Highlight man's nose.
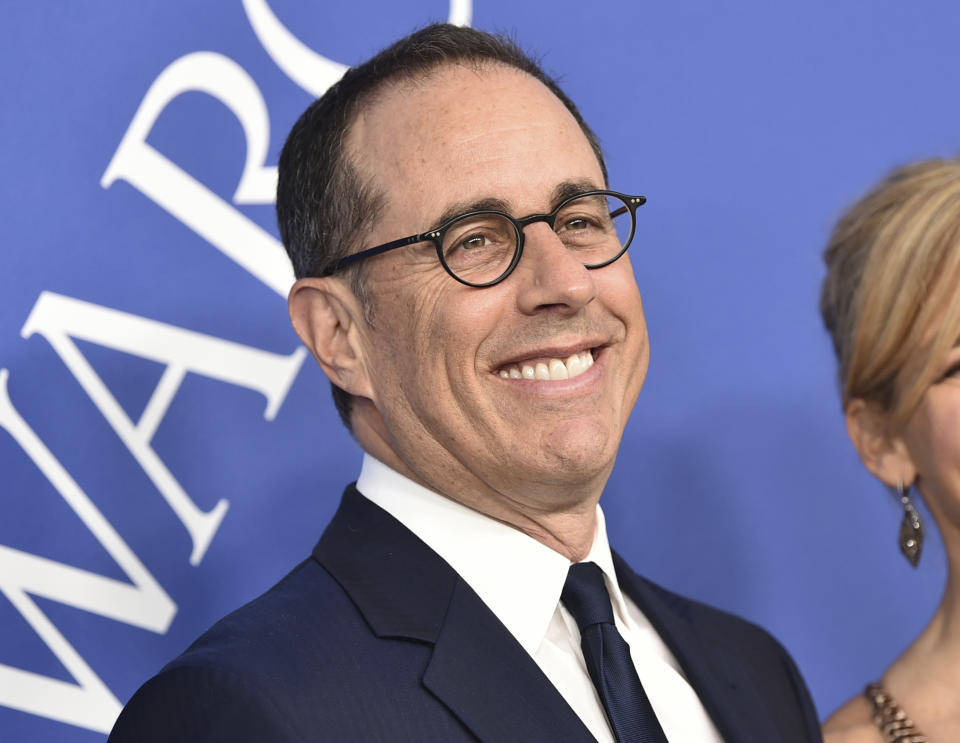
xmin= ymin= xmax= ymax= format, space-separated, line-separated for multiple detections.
xmin=513 ymin=222 xmax=598 ymax=315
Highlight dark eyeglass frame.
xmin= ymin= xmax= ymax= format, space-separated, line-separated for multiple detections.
xmin=326 ymin=189 xmax=647 ymax=288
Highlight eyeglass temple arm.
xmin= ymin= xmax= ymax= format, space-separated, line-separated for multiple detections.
xmin=333 ymin=232 xmax=430 ymax=271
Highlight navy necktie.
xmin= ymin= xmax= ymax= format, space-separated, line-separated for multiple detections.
xmin=561 ymin=562 xmax=669 ymax=743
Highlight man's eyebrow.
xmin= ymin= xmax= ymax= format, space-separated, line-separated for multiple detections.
xmin=551 ymin=179 xmax=602 ymax=204
xmin=428 ymin=179 xmax=604 ymax=231
xmin=431 ymin=197 xmax=512 ymax=230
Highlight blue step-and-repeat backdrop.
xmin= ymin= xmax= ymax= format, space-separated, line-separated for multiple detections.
xmin=2 ymin=2 xmax=957 ymax=740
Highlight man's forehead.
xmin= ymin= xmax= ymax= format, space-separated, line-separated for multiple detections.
xmin=366 ymin=60 xmax=529 ymax=112
xmin=347 ymin=63 xmax=567 ymax=162
xmin=355 ymin=68 xmax=592 ymax=164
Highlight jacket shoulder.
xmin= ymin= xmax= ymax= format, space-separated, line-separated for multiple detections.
xmin=108 ymin=662 xmax=304 ymax=743
xmin=109 ymin=556 xmax=466 ymax=742
xmin=171 ymin=557 xmax=369 ymax=673
xmin=109 ymin=558 xmax=354 ymax=742
xmin=615 ymin=556 xmax=823 ymax=743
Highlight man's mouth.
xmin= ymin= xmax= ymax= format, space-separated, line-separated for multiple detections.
xmin=495 ymin=350 xmax=595 ymax=381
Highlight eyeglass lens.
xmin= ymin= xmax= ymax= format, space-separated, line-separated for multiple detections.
xmin=440 ymin=193 xmax=634 ymax=286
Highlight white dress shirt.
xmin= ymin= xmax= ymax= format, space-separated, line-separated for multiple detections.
xmin=357 ymin=455 xmax=724 ymax=742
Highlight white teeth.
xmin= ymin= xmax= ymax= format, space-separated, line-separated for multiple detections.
xmin=497 ymin=350 xmax=595 ymax=381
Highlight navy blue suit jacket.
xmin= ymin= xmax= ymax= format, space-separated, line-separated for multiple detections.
xmin=109 ymin=486 xmax=822 ymax=742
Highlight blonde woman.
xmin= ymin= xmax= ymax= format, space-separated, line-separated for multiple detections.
xmin=820 ymin=158 xmax=960 ymax=742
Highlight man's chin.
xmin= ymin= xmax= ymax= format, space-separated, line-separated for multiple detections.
xmin=540 ymin=420 xmax=617 ymax=467
xmin=504 ymin=434 xmax=618 ymax=498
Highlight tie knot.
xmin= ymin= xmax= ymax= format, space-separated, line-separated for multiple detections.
xmin=561 ymin=561 xmax=616 ymax=631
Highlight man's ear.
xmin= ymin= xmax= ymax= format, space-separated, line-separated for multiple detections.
xmin=845 ymin=398 xmax=916 ymax=486
xmin=288 ymin=277 xmax=374 ymax=400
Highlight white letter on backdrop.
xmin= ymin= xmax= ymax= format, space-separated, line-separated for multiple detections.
xmin=242 ymin=0 xmax=472 ymax=98
xmin=0 ymin=369 xmax=176 ymax=734
xmin=101 ymin=51 xmax=291 ymax=295
xmin=21 ymin=292 xmax=306 ymax=565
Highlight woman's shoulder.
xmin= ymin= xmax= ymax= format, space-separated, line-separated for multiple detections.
xmin=822 ymin=694 xmax=885 ymax=743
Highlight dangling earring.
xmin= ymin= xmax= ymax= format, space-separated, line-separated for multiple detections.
xmin=895 ymin=479 xmax=923 ymax=567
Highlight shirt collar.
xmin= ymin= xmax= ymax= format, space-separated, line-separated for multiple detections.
xmin=356 ymin=454 xmax=628 ymax=656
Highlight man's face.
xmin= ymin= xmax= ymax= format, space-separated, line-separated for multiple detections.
xmin=347 ymin=64 xmax=649 ymax=510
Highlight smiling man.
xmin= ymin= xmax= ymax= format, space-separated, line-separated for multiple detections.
xmin=109 ymin=24 xmax=820 ymax=743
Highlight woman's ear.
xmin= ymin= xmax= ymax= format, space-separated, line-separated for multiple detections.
xmin=288 ymin=277 xmax=374 ymax=400
xmin=845 ymin=398 xmax=917 ymax=486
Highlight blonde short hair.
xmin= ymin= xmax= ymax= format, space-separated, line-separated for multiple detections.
xmin=821 ymin=157 xmax=960 ymax=430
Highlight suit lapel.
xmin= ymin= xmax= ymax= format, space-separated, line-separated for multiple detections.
xmin=314 ymin=485 xmax=454 ymax=642
xmin=423 ymin=580 xmax=594 ymax=743
xmin=614 ymin=554 xmax=786 ymax=743
xmin=315 ymin=486 xmax=594 ymax=743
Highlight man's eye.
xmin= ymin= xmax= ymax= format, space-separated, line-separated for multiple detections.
xmin=560 ymin=218 xmax=590 ymax=232
xmin=458 ymin=234 xmax=488 ymax=250
xmin=445 ymin=232 xmax=492 ymax=258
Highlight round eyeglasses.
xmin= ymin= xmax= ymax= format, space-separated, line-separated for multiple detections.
xmin=327 ymin=189 xmax=646 ymax=288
